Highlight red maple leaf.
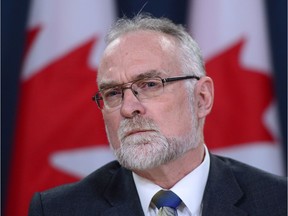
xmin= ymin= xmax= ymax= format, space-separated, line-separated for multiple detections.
xmin=6 ymin=29 xmax=107 ymax=216
xmin=204 ymin=39 xmax=275 ymax=149
xmin=22 ymin=26 xmax=41 ymax=59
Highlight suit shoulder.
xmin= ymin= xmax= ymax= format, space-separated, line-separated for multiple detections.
xmin=29 ymin=161 xmax=130 ymax=215
xmin=40 ymin=160 xmax=122 ymax=199
xmin=204 ymin=154 xmax=287 ymax=215
xmin=212 ymin=154 xmax=287 ymax=188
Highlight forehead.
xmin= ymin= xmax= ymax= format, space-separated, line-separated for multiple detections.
xmin=107 ymin=30 xmax=176 ymax=53
xmin=97 ymin=30 xmax=181 ymax=86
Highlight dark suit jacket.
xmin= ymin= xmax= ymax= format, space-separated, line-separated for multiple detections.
xmin=29 ymin=154 xmax=287 ymax=216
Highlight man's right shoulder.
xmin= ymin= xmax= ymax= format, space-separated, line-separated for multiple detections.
xmin=42 ymin=160 xmax=122 ymax=196
xmin=28 ymin=160 xmax=135 ymax=215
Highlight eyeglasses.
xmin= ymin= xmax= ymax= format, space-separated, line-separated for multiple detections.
xmin=92 ymin=75 xmax=200 ymax=110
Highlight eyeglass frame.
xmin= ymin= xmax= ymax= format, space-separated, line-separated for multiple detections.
xmin=92 ymin=75 xmax=200 ymax=110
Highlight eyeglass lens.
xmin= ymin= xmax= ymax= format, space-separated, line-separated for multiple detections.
xmin=97 ymin=77 xmax=164 ymax=109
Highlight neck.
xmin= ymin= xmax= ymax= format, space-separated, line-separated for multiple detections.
xmin=133 ymin=144 xmax=205 ymax=189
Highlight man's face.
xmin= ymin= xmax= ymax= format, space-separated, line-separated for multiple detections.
xmin=97 ymin=31 xmax=199 ymax=170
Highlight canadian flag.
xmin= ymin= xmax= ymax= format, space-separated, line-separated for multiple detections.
xmin=6 ymin=0 xmax=116 ymax=215
xmin=189 ymin=0 xmax=283 ymax=175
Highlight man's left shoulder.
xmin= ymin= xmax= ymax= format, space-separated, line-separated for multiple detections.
xmin=204 ymin=154 xmax=287 ymax=215
xmin=211 ymin=154 xmax=287 ymax=189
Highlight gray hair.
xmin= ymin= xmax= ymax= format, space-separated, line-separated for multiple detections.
xmin=105 ymin=14 xmax=206 ymax=78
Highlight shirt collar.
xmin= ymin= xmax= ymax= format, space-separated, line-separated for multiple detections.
xmin=133 ymin=145 xmax=210 ymax=215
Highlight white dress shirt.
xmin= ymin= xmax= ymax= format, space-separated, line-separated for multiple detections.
xmin=132 ymin=145 xmax=210 ymax=216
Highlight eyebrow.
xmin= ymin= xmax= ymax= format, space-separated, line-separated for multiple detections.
xmin=98 ymin=70 xmax=164 ymax=90
xmin=99 ymin=81 xmax=120 ymax=91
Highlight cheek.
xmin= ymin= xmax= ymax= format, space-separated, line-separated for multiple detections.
xmin=147 ymin=98 xmax=193 ymax=137
xmin=169 ymin=106 xmax=193 ymax=134
xmin=103 ymin=113 xmax=121 ymax=149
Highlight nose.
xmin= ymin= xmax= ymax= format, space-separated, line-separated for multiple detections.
xmin=120 ymin=88 xmax=146 ymax=118
xmin=121 ymin=86 xmax=138 ymax=99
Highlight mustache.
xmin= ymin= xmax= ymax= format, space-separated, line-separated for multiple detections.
xmin=118 ymin=116 xmax=160 ymax=141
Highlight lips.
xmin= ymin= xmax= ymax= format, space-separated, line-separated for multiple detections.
xmin=122 ymin=129 xmax=156 ymax=140
xmin=118 ymin=116 xmax=160 ymax=142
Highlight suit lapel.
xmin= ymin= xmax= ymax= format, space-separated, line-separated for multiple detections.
xmin=202 ymin=154 xmax=248 ymax=216
xmin=101 ymin=166 xmax=145 ymax=216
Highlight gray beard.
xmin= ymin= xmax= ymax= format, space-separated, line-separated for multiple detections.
xmin=108 ymin=115 xmax=199 ymax=170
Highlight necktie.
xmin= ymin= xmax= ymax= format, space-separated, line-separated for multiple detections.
xmin=152 ymin=190 xmax=182 ymax=216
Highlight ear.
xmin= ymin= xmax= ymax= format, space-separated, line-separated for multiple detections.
xmin=194 ymin=76 xmax=214 ymax=118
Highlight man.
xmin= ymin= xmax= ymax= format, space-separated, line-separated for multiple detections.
xmin=29 ymin=14 xmax=287 ymax=216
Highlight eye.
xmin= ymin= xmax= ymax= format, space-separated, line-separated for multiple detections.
xmin=136 ymin=79 xmax=162 ymax=90
xmin=147 ymin=81 xmax=157 ymax=87
xmin=103 ymin=88 xmax=122 ymax=99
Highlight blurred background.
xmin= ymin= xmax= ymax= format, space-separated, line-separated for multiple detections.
xmin=2 ymin=0 xmax=287 ymax=215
